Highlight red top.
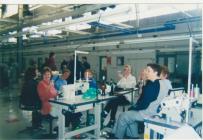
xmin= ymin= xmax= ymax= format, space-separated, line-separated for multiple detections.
xmin=37 ymin=80 xmax=57 ymax=115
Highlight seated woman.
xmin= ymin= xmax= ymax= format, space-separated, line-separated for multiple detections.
xmin=112 ymin=63 xmax=172 ymax=139
xmin=52 ymin=68 xmax=71 ymax=94
xmin=52 ymin=68 xmax=81 ymax=130
xmin=84 ymin=69 xmax=97 ymax=89
xmin=37 ymin=67 xmax=58 ymax=117
xmin=102 ymin=65 xmax=136 ymax=127
xmin=20 ymin=66 xmax=42 ymax=128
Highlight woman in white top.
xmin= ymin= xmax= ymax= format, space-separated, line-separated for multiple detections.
xmin=102 ymin=65 xmax=136 ymax=126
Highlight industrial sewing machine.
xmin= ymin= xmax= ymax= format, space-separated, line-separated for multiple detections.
xmin=158 ymin=88 xmax=199 ymax=123
xmin=158 ymin=88 xmax=189 ymax=122
xmin=144 ymin=88 xmax=202 ymax=139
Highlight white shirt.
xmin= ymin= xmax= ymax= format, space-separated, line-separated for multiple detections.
xmin=117 ymin=74 xmax=136 ymax=102
xmin=117 ymin=74 xmax=136 ymax=89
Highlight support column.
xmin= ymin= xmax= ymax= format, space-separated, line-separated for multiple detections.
xmin=16 ymin=4 xmax=23 ymax=75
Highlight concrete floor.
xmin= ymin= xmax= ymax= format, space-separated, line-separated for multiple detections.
xmin=0 ymin=85 xmax=51 ymax=140
xmin=0 ymin=83 xmax=144 ymax=140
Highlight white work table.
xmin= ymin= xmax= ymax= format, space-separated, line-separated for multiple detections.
xmin=49 ymin=88 xmax=137 ymax=139
xmin=144 ymin=116 xmax=184 ymax=139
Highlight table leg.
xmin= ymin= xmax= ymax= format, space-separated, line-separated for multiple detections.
xmin=58 ymin=106 xmax=65 ymax=139
xmin=94 ymin=103 xmax=101 ymax=138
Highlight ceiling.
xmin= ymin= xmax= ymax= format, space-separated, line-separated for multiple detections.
xmin=0 ymin=4 xmax=202 ymax=52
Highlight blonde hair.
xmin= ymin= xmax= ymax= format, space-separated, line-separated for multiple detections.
xmin=124 ymin=64 xmax=132 ymax=73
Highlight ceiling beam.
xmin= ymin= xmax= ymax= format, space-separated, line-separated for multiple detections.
xmin=0 ymin=18 xmax=18 ymax=23
xmin=37 ymin=5 xmax=129 ymax=31
xmin=0 ymin=4 xmax=113 ymax=34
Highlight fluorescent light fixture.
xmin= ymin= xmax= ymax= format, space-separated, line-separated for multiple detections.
xmin=29 ymin=5 xmax=42 ymax=11
xmin=67 ymin=23 xmax=91 ymax=31
xmin=46 ymin=30 xmax=62 ymax=36
xmin=8 ymin=37 xmax=17 ymax=43
xmin=75 ymin=50 xmax=89 ymax=54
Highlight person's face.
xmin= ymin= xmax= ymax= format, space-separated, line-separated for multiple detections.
xmin=123 ymin=66 xmax=130 ymax=75
xmin=140 ymin=69 xmax=147 ymax=80
xmin=146 ymin=66 xmax=157 ymax=81
xmin=160 ymin=72 xmax=167 ymax=80
xmin=43 ymin=71 xmax=51 ymax=82
xmin=63 ymin=72 xmax=70 ymax=80
xmin=84 ymin=72 xmax=92 ymax=79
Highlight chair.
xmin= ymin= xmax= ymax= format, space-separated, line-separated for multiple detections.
xmin=41 ymin=114 xmax=58 ymax=135
xmin=18 ymin=102 xmax=43 ymax=134
xmin=19 ymin=95 xmax=57 ymax=138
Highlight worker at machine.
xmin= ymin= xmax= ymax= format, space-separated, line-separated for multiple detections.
xmin=102 ymin=64 xmax=136 ymax=127
xmin=111 ymin=63 xmax=171 ymax=139
xmin=84 ymin=69 xmax=97 ymax=89
xmin=52 ymin=68 xmax=71 ymax=94
xmin=52 ymin=68 xmax=82 ymax=130
xmin=37 ymin=67 xmax=58 ymax=116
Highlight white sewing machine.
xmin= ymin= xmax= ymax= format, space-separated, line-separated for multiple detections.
xmin=75 ymin=80 xmax=89 ymax=93
xmin=158 ymin=93 xmax=191 ymax=122
xmin=61 ymin=81 xmax=89 ymax=100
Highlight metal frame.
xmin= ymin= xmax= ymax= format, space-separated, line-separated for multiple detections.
xmin=49 ymin=89 xmax=137 ymax=139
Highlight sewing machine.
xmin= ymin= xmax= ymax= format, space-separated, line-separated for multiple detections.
xmin=158 ymin=88 xmax=199 ymax=123
xmin=144 ymin=90 xmax=202 ymax=139
xmin=158 ymin=93 xmax=191 ymax=122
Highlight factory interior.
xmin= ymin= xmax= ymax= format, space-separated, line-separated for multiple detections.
xmin=0 ymin=2 xmax=202 ymax=140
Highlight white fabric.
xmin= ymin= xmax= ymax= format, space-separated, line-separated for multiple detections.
xmin=117 ymin=74 xmax=136 ymax=89
xmin=117 ymin=74 xmax=136 ymax=101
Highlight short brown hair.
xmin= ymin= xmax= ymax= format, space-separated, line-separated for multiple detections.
xmin=42 ymin=66 xmax=52 ymax=75
xmin=161 ymin=65 xmax=169 ymax=78
xmin=62 ymin=68 xmax=71 ymax=74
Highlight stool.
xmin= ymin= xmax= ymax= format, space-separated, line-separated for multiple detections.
xmin=41 ymin=114 xmax=58 ymax=135
xmin=18 ymin=105 xmax=42 ymax=134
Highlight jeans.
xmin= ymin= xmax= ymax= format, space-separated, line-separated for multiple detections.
xmin=112 ymin=110 xmax=144 ymax=138
xmin=104 ymin=95 xmax=130 ymax=121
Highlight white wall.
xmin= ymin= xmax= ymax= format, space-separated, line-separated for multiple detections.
xmin=107 ymin=51 xmax=156 ymax=82
xmin=85 ymin=51 xmax=156 ymax=82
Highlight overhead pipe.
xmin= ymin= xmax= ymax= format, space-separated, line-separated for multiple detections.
xmin=1 ymin=33 xmax=201 ymax=54
xmin=68 ymin=16 xmax=200 ymax=43
xmin=69 ymin=23 xmax=176 ymax=42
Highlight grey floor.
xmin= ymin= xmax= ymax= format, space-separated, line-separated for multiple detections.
xmin=0 ymin=83 xmax=143 ymax=140
xmin=0 ymin=84 xmax=50 ymax=140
